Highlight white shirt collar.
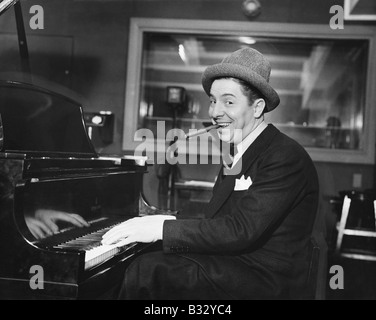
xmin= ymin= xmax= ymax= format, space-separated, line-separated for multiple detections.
xmin=231 ymin=121 xmax=268 ymax=167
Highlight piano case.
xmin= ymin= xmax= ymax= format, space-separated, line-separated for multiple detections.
xmin=0 ymin=80 xmax=158 ymax=299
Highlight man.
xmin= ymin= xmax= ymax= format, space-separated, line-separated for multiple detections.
xmin=102 ymin=48 xmax=319 ymax=299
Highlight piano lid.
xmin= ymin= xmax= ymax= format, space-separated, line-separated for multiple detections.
xmin=0 ymin=80 xmax=97 ymax=158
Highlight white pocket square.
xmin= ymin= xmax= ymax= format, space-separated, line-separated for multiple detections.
xmin=234 ymin=175 xmax=253 ymax=191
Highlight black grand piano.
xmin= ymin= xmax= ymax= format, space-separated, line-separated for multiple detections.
xmin=0 ymin=0 xmax=174 ymax=299
xmin=0 ymin=80 xmax=170 ymax=299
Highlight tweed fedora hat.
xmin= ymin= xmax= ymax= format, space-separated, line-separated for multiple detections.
xmin=202 ymin=47 xmax=280 ymax=112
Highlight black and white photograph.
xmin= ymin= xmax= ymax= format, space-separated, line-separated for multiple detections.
xmin=0 ymin=0 xmax=375 ymax=305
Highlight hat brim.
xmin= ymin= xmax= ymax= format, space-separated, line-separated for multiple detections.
xmin=202 ymin=63 xmax=280 ymax=112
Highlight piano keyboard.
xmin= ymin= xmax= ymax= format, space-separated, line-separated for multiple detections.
xmin=85 ymin=242 xmax=137 ymax=270
xmin=54 ymin=222 xmax=136 ymax=270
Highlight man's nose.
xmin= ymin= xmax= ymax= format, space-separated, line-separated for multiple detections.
xmin=210 ymin=102 xmax=224 ymax=119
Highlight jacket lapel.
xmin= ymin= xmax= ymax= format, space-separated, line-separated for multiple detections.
xmin=205 ymin=124 xmax=279 ymax=218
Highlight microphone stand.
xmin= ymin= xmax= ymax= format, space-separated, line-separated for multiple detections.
xmin=166 ymin=107 xmax=179 ymax=210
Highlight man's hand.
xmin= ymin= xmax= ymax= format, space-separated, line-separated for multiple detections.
xmin=25 ymin=216 xmax=54 ymax=239
xmin=25 ymin=209 xmax=90 ymax=239
xmin=101 ymin=215 xmax=176 ymax=247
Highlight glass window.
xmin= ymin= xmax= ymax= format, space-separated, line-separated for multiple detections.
xmin=139 ymin=33 xmax=368 ymax=151
xmin=123 ymin=19 xmax=376 ymax=164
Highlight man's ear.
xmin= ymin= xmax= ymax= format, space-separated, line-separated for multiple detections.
xmin=253 ymin=99 xmax=266 ymax=118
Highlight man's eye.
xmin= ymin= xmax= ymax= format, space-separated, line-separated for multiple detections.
xmin=225 ymin=101 xmax=234 ymax=105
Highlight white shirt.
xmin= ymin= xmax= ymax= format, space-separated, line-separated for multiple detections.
xmin=231 ymin=121 xmax=268 ymax=168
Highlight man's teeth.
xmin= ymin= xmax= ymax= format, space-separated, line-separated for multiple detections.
xmin=218 ymin=123 xmax=230 ymax=128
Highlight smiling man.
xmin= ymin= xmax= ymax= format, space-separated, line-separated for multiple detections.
xmin=209 ymin=77 xmax=265 ymax=145
xmin=102 ymin=48 xmax=319 ymax=300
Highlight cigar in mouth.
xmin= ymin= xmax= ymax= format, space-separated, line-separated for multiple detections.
xmin=185 ymin=123 xmax=229 ymax=140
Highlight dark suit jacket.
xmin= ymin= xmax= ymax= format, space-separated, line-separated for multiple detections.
xmin=163 ymin=124 xmax=319 ymax=299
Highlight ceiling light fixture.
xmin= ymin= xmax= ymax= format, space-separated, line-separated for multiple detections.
xmin=242 ymin=0 xmax=262 ymax=18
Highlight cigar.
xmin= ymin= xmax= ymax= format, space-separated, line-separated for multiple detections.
xmin=185 ymin=124 xmax=221 ymax=140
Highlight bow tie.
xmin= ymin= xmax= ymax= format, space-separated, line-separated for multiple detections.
xmin=230 ymin=143 xmax=236 ymax=158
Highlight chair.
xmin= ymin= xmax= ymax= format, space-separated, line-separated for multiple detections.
xmin=335 ymin=190 xmax=376 ymax=261
xmin=289 ymin=236 xmax=326 ymax=300
xmin=303 ymin=237 xmax=326 ymax=300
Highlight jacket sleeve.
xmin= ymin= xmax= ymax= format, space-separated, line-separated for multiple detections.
xmin=162 ymin=144 xmax=315 ymax=254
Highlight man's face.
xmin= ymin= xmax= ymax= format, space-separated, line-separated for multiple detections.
xmin=208 ymin=78 xmax=258 ymax=145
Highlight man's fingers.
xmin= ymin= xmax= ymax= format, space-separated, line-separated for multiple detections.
xmin=102 ymin=219 xmax=140 ymax=240
xmin=102 ymin=225 xmax=131 ymax=243
xmin=102 ymin=226 xmax=136 ymax=245
xmin=27 ymin=218 xmax=54 ymax=239
xmin=53 ymin=212 xmax=90 ymax=227
xmin=35 ymin=219 xmax=55 ymax=235
xmin=114 ymin=237 xmax=134 ymax=248
xmin=42 ymin=219 xmax=59 ymax=234
xmin=101 ymin=215 xmax=175 ymax=245
xmin=69 ymin=214 xmax=90 ymax=227
xmin=29 ymin=225 xmax=45 ymax=240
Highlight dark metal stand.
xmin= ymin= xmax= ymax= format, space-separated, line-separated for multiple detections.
xmin=166 ymin=108 xmax=179 ymax=209
xmin=13 ymin=1 xmax=32 ymax=82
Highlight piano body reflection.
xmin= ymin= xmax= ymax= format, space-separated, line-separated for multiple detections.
xmin=0 ymin=80 xmax=167 ymax=299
